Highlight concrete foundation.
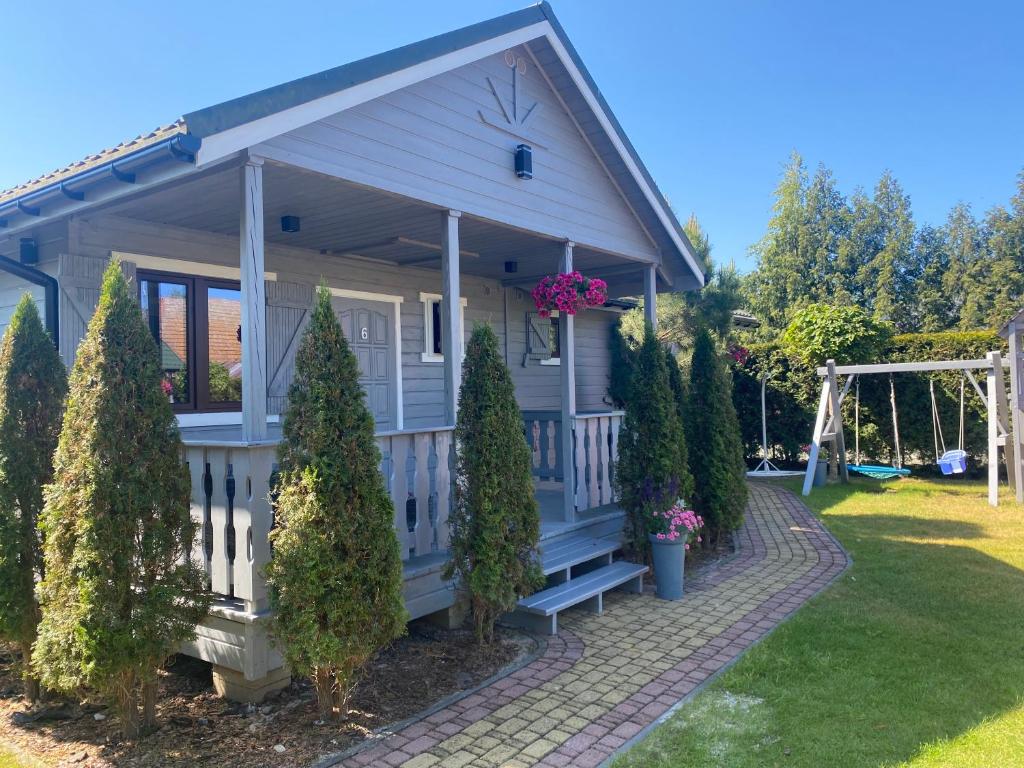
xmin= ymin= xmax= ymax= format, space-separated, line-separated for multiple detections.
xmin=212 ymin=664 xmax=291 ymax=703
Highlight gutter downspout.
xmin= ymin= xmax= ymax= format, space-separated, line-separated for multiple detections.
xmin=0 ymin=254 xmax=58 ymax=347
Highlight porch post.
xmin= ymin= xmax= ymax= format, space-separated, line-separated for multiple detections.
xmin=441 ymin=210 xmax=463 ymax=426
xmin=560 ymin=241 xmax=577 ymax=522
xmin=644 ymin=265 xmax=658 ymax=329
xmin=240 ymin=157 xmax=267 ymax=442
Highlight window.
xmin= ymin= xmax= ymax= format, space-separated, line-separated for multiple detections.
xmin=139 ymin=270 xmax=243 ymax=412
xmin=419 ymin=292 xmax=467 ymax=363
xmin=540 ymin=314 xmax=562 ymax=366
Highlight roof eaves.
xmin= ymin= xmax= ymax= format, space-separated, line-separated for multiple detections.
xmin=183 ymin=5 xmax=548 ymax=138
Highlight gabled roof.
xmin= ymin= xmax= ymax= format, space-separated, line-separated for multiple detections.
xmin=1 ymin=3 xmax=703 ymax=287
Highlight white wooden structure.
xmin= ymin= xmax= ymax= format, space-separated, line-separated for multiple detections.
xmin=803 ymin=356 xmax=1015 ymax=507
xmin=999 ymin=311 xmax=1024 ymax=503
xmin=0 ymin=5 xmax=703 ymax=701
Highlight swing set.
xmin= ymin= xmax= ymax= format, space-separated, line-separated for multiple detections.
xmin=802 ymin=353 xmax=1016 ymax=506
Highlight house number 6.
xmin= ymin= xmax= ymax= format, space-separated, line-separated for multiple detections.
xmin=360 ymin=327 xmax=369 ymax=340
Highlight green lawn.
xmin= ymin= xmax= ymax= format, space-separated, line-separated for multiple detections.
xmin=613 ymin=477 xmax=1024 ymax=768
xmin=0 ymin=748 xmax=33 ymax=768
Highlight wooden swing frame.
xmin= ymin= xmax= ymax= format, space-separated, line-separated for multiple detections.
xmin=802 ymin=353 xmax=1015 ymax=507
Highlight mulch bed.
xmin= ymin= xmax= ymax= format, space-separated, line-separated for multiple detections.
xmin=0 ymin=622 xmax=531 ymax=768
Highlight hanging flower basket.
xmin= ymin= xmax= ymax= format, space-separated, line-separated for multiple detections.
xmin=531 ymin=272 xmax=608 ymax=318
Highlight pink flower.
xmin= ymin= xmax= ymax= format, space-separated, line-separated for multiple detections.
xmin=656 ymin=533 xmax=665 ymax=540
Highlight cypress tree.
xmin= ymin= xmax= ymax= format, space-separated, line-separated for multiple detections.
xmin=686 ymin=327 xmax=748 ymax=546
xmin=0 ymin=295 xmax=66 ymax=702
xmin=444 ymin=324 xmax=543 ymax=644
xmin=615 ymin=322 xmax=693 ymax=559
xmin=265 ymin=285 xmax=405 ymax=719
xmin=33 ymin=263 xmax=208 ymax=737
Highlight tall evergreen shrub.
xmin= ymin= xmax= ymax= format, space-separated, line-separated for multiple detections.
xmin=444 ymin=324 xmax=543 ymax=643
xmin=616 ymin=322 xmax=693 ymax=559
xmin=265 ymin=285 xmax=405 ymax=719
xmin=687 ymin=327 xmax=748 ymax=546
xmin=0 ymin=295 xmax=66 ymax=701
xmin=33 ymin=263 xmax=208 ymax=736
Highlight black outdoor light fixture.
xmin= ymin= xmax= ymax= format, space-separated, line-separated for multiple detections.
xmin=505 ymin=260 xmax=518 ymax=273
xmin=280 ymin=215 xmax=301 ymax=233
xmin=19 ymin=237 xmax=38 ymax=266
xmin=514 ymin=144 xmax=533 ymax=179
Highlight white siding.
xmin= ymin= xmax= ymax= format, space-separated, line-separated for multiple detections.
xmin=256 ymin=45 xmax=658 ymax=262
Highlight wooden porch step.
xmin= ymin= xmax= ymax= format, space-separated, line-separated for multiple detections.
xmin=540 ymin=535 xmax=619 ymax=576
xmin=505 ymin=561 xmax=648 ymax=636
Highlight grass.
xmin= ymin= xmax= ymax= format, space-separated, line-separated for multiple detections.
xmin=0 ymin=748 xmax=34 ymax=768
xmin=613 ymin=477 xmax=1024 ymax=768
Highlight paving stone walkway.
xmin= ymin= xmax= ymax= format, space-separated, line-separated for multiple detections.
xmin=334 ymin=482 xmax=848 ymax=768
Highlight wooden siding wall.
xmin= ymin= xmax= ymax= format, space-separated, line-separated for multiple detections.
xmin=255 ymin=45 xmax=659 ymax=262
xmin=63 ymin=215 xmax=617 ymax=423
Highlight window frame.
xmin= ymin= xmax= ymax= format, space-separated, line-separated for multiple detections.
xmin=419 ymin=292 xmax=468 ymax=363
xmin=137 ymin=268 xmax=243 ymax=414
xmin=539 ymin=312 xmax=562 ymax=366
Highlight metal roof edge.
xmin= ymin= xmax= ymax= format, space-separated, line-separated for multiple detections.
xmin=183 ymin=5 xmax=548 ymax=138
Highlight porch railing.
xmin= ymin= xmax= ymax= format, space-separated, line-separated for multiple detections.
xmin=523 ymin=410 xmax=564 ymax=481
xmin=375 ymin=426 xmax=455 ymax=561
xmin=573 ymin=411 xmax=624 ymax=512
xmin=183 ymin=440 xmax=277 ymax=610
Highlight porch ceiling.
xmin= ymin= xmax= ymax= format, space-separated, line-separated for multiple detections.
xmin=105 ymin=160 xmax=650 ymax=291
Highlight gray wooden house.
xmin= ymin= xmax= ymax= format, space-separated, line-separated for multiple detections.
xmin=0 ymin=3 xmax=703 ymax=701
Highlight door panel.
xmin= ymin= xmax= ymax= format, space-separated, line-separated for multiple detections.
xmin=332 ymin=297 xmax=396 ymax=431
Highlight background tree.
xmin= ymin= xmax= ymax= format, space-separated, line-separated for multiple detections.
xmin=265 ymin=285 xmax=405 ymax=719
xmin=445 ymin=324 xmax=544 ymax=643
xmin=33 ymin=263 xmax=208 ymax=737
xmin=616 ymin=322 xmax=693 ymax=558
xmin=686 ymin=327 xmax=748 ymax=546
xmin=0 ymin=295 xmax=66 ymax=702
xmin=781 ymin=303 xmax=893 ymax=369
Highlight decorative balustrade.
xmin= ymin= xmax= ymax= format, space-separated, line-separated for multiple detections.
xmin=182 ymin=440 xmax=277 ymax=611
xmin=573 ymin=411 xmax=624 ymax=512
xmin=375 ymin=426 xmax=455 ymax=561
xmin=523 ymin=410 xmax=563 ymax=481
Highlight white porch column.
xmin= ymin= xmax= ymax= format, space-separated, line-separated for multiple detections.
xmin=240 ymin=157 xmax=267 ymax=442
xmin=441 ymin=210 xmax=463 ymax=426
xmin=560 ymin=241 xmax=577 ymax=522
xmin=644 ymin=265 xmax=658 ymax=330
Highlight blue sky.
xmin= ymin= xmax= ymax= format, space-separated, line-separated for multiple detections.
xmin=1 ymin=1 xmax=1021 ymax=272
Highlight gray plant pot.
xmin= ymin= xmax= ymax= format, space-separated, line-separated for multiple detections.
xmin=648 ymin=533 xmax=686 ymax=600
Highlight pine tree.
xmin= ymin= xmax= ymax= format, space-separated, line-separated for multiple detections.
xmin=265 ymin=285 xmax=406 ymax=719
xmin=615 ymin=323 xmax=693 ymax=559
xmin=686 ymin=327 xmax=748 ymax=546
xmin=0 ymin=295 xmax=66 ymax=702
xmin=33 ymin=262 xmax=208 ymax=736
xmin=444 ymin=324 xmax=543 ymax=644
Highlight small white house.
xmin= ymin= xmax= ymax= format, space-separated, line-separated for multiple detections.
xmin=0 ymin=3 xmax=703 ymax=700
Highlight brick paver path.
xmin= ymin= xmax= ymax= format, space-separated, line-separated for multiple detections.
xmin=333 ymin=483 xmax=848 ymax=768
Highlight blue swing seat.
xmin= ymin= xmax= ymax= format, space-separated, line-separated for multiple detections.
xmin=938 ymin=450 xmax=968 ymax=475
xmin=848 ymin=464 xmax=912 ymax=480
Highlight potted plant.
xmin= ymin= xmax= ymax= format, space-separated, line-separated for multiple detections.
xmin=531 ymin=271 xmax=608 ymax=318
xmin=648 ymin=500 xmax=704 ymax=600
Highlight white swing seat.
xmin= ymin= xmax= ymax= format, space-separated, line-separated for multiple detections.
xmin=938 ymin=450 xmax=968 ymax=475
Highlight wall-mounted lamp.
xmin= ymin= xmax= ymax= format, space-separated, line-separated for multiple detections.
xmin=504 ymin=260 xmax=518 ymax=273
xmin=281 ymin=215 xmax=301 ymax=233
xmin=19 ymin=237 xmax=38 ymax=265
xmin=514 ymin=144 xmax=533 ymax=180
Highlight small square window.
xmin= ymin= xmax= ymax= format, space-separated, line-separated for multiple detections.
xmin=420 ymin=293 xmax=467 ymax=363
xmin=548 ymin=317 xmax=560 ymax=359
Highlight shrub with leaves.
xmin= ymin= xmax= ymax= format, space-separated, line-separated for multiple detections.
xmin=444 ymin=324 xmax=543 ymax=643
xmin=781 ymin=303 xmax=893 ymax=368
xmin=33 ymin=263 xmax=208 ymax=736
xmin=615 ymin=322 xmax=693 ymax=559
xmin=686 ymin=327 xmax=748 ymax=546
xmin=265 ymin=285 xmax=405 ymax=719
xmin=0 ymin=295 xmax=66 ymax=701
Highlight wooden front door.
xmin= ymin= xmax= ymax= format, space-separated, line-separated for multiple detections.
xmin=332 ymin=297 xmax=396 ymax=431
